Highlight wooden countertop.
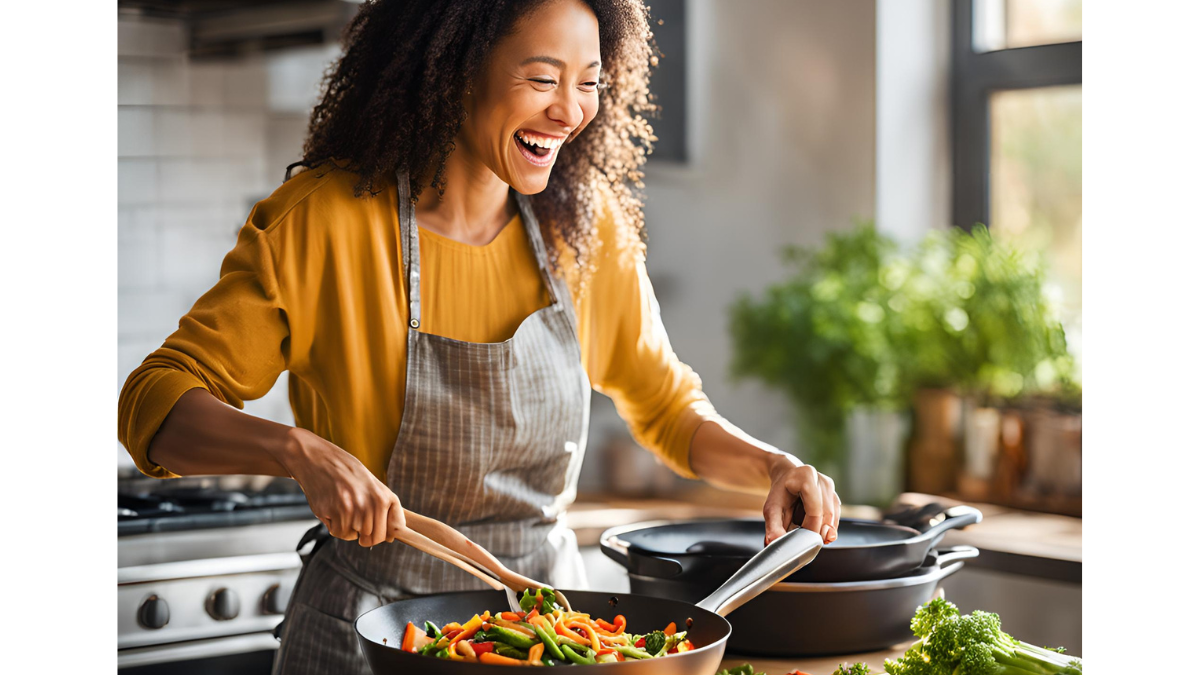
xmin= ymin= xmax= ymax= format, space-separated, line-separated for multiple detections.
xmin=718 ymin=644 xmax=909 ymax=674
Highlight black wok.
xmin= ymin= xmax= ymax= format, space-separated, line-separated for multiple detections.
xmin=603 ymin=504 xmax=982 ymax=583
xmin=356 ymin=526 xmax=823 ymax=673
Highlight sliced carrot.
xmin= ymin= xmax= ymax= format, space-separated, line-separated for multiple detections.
xmin=401 ymin=622 xmax=421 ymax=652
xmin=528 ymin=642 xmax=545 ymax=664
xmin=554 ymin=619 xmax=589 ymax=645
xmin=479 ymin=652 xmax=525 ymax=666
xmin=568 ymin=620 xmax=603 ymax=652
xmin=664 ymin=621 xmax=677 ymax=636
xmin=499 ymin=611 xmax=523 ymax=622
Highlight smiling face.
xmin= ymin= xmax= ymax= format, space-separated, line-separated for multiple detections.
xmin=457 ymin=0 xmax=602 ymax=195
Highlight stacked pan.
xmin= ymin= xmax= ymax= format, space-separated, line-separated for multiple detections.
xmin=600 ymin=504 xmax=982 ymax=656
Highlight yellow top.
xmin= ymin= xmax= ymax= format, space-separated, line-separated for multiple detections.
xmin=118 ymin=166 xmax=721 ymax=481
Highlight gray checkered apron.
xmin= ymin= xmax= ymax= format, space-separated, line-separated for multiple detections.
xmin=271 ymin=170 xmax=591 ymax=674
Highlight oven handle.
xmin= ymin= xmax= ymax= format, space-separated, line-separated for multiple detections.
xmin=118 ymin=632 xmax=279 ymax=669
xmin=118 ymin=552 xmax=301 ymax=585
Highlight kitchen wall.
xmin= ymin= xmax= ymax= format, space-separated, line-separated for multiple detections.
xmin=583 ymin=0 xmax=880 ymax=490
xmin=116 ymin=13 xmax=335 ymax=470
xmin=116 ymin=1 xmax=886 ymax=483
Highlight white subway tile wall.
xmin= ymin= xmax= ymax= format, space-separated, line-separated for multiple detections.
xmin=117 ymin=15 xmax=338 ymax=468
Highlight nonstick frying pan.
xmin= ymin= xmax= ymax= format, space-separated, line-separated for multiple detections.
xmin=602 ymin=504 xmax=982 ymax=583
xmin=356 ymin=526 xmax=823 ymax=673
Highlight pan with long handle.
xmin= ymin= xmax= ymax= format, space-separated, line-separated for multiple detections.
xmin=355 ymin=526 xmax=823 ymax=673
xmin=602 ymin=504 xmax=982 ymax=584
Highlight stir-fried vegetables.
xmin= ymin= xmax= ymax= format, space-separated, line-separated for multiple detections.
xmin=396 ymin=587 xmax=695 ymax=665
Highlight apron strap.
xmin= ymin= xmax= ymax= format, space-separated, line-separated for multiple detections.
xmin=512 ymin=190 xmax=561 ymax=308
xmin=396 ymin=170 xmax=422 ymax=329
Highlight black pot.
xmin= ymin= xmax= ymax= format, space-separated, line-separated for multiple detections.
xmin=604 ymin=505 xmax=981 ymax=583
xmin=622 ymin=545 xmax=978 ymax=657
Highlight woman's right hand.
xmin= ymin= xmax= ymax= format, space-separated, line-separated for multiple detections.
xmin=277 ymin=427 xmax=406 ymax=547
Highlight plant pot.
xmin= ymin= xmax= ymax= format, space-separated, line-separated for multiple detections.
xmin=962 ymin=400 xmax=1002 ymax=480
xmin=841 ymin=407 xmax=910 ymax=507
xmin=906 ymin=388 xmax=962 ymax=494
xmin=1023 ymin=405 xmax=1083 ymax=497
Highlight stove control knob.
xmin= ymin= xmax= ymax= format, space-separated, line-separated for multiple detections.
xmin=206 ymin=588 xmax=241 ymax=621
xmin=262 ymin=583 xmax=292 ymax=615
xmin=138 ymin=595 xmax=170 ymax=630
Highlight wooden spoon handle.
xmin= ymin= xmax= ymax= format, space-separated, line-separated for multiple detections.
xmin=402 ymin=510 xmax=533 ymax=590
xmin=390 ymin=526 xmax=504 ymax=592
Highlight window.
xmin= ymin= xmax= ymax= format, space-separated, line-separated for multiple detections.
xmin=952 ymin=0 xmax=1082 ymax=361
xmin=644 ymin=0 xmax=687 ymax=164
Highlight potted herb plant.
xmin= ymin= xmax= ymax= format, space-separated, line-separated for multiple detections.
xmin=728 ymin=222 xmax=917 ymax=505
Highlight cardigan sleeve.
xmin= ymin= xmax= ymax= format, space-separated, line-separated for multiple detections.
xmin=574 ymin=194 xmax=724 ymax=480
xmin=117 ymin=213 xmax=290 ymax=479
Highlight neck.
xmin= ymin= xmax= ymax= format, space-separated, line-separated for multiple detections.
xmin=412 ymin=144 xmax=517 ymax=246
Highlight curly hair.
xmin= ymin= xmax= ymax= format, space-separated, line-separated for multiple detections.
xmin=295 ymin=0 xmax=662 ymax=275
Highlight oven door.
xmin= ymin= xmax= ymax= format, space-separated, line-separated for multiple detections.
xmin=119 ymin=633 xmax=278 ymax=674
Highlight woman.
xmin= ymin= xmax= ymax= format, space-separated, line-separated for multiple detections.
xmin=117 ymin=0 xmax=840 ymax=672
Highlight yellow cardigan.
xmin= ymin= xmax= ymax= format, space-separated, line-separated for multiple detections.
xmin=118 ymin=166 xmax=721 ymax=481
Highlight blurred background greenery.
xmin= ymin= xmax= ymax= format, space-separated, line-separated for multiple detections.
xmin=729 ymin=223 xmax=1079 ymax=507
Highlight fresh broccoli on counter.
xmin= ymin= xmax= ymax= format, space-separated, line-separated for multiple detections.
xmin=884 ymin=598 xmax=1083 ymax=675
xmin=833 ymin=664 xmax=873 ymax=675
xmin=715 ymin=666 xmax=765 ymax=675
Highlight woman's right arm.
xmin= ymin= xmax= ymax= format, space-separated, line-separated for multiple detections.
xmin=149 ymin=389 xmax=404 ymax=547
xmin=119 ymin=194 xmax=402 ymax=547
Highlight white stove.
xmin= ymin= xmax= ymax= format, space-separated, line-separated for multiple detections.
xmin=117 ymin=478 xmax=317 ymax=673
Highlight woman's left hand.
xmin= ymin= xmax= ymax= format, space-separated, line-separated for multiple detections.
xmin=762 ymin=456 xmax=840 ymax=546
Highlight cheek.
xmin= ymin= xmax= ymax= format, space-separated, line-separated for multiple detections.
xmin=579 ymin=99 xmax=600 ymax=131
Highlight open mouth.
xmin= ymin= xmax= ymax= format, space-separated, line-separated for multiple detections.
xmin=513 ymin=130 xmax=561 ymax=167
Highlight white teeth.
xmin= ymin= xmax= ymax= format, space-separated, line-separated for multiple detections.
xmin=517 ymin=131 xmax=562 ymax=150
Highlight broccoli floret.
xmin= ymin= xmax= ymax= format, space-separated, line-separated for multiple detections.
xmin=833 ymin=663 xmax=874 ymax=675
xmin=642 ymin=630 xmax=667 ymax=655
xmin=911 ymin=597 xmax=962 ymax=638
xmin=884 ymin=599 xmax=1082 ymax=675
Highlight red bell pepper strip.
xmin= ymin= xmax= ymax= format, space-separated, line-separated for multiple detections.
xmin=470 ymin=642 xmax=496 ymax=656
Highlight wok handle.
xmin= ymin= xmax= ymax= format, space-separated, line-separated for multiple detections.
xmin=912 ymin=505 xmax=983 ymax=543
xmin=694 ymin=526 xmax=823 ymax=617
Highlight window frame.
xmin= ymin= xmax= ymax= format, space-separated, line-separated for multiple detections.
xmin=951 ymin=0 xmax=1082 ymax=229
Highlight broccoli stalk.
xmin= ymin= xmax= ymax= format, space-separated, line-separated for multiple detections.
xmin=885 ymin=598 xmax=1082 ymax=675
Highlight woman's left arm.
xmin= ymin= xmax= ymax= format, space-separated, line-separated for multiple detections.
xmin=576 ymin=192 xmax=839 ymax=546
xmin=688 ymin=418 xmax=840 ymax=545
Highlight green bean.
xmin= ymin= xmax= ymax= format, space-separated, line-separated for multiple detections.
xmin=485 ymin=626 xmax=538 ymax=650
xmin=533 ymin=625 xmax=566 ymax=661
xmin=560 ymin=642 xmax=596 ymax=665
xmin=492 ymin=642 xmax=529 ymax=660
xmin=613 ymin=644 xmax=653 ymax=660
